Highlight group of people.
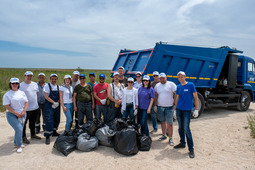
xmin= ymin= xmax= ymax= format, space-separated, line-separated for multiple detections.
xmin=3 ymin=66 xmax=199 ymax=158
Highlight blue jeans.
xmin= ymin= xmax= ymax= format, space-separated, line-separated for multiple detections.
xmin=64 ymin=103 xmax=73 ymax=130
xmin=122 ymin=106 xmax=135 ymax=124
xmin=96 ymin=105 xmax=108 ymax=122
xmin=138 ymin=109 xmax=149 ymax=136
xmin=150 ymin=108 xmax=158 ymax=130
xmin=6 ymin=112 xmax=26 ymax=147
xmin=176 ymin=109 xmax=194 ymax=151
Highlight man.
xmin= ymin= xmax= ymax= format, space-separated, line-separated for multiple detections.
xmin=88 ymin=72 xmax=97 ymax=117
xmin=72 ymin=71 xmax=80 ymax=129
xmin=150 ymin=71 xmax=160 ymax=134
xmin=20 ymin=71 xmax=41 ymax=144
xmin=133 ymin=72 xmax=142 ymax=89
xmin=174 ymin=71 xmax=199 ymax=159
xmin=154 ymin=73 xmax=176 ymax=146
xmin=93 ymin=73 xmax=108 ymax=122
xmin=118 ymin=66 xmax=128 ymax=87
xmin=35 ymin=73 xmax=46 ymax=134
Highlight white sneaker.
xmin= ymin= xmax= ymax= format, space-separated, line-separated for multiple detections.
xmin=16 ymin=147 xmax=22 ymax=153
xmin=169 ymin=138 xmax=174 ymax=146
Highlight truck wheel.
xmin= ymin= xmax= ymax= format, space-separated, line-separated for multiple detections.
xmin=237 ymin=91 xmax=251 ymax=111
xmin=192 ymin=92 xmax=205 ymax=119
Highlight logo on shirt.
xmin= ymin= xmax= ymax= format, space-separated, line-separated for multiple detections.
xmin=184 ymin=89 xmax=189 ymax=92
xmin=100 ymin=89 xmax=106 ymax=94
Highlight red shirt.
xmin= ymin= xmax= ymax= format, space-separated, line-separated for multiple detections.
xmin=93 ymin=82 xmax=109 ymax=105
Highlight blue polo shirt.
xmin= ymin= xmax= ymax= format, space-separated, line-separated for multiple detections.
xmin=176 ymin=82 xmax=197 ymax=110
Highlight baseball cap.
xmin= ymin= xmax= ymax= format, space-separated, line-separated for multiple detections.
xmin=79 ymin=74 xmax=86 ymax=78
xmin=159 ymin=73 xmax=166 ymax=78
xmin=10 ymin=77 xmax=19 ymax=83
xmin=113 ymin=72 xmax=120 ymax=77
xmin=89 ymin=72 xmax=95 ymax=76
xmin=64 ymin=75 xmax=71 ymax=79
xmin=135 ymin=72 xmax=142 ymax=76
xmin=153 ymin=71 xmax=159 ymax=76
xmin=143 ymin=75 xmax=150 ymax=80
xmin=118 ymin=66 xmax=125 ymax=70
xmin=38 ymin=73 xmax=45 ymax=77
xmin=24 ymin=71 xmax=33 ymax=76
xmin=177 ymin=71 xmax=186 ymax=76
xmin=99 ymin=73 xmax=105 ymax=79
xmin=50 ymin=73 xmax=58 ymax=78
xmin=73 ymin=71 xmax=79 ymax=75
xmin=127 ymin=77 xmax=134 ymax=82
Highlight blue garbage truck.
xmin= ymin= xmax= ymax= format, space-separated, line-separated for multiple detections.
xmin=111 ymin=42 xmax=255 ymax=117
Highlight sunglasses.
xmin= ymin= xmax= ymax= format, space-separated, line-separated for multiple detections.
xmin=143 ymin=80 xmax=149 ymax=82
xmin=99 ymin=77 xmax=105 ymax=80
xmin=127 ymin=81 xmax=134 ymax=83
xmin=136 ymin=76 xmax=141 ymax=78
xmin=11 ymin=83 xmax=19 ymax=85
xmin=79 ymin=77 xmax=85 ymax=79
xmin=153 ymin=75 xmax=158 ymax=77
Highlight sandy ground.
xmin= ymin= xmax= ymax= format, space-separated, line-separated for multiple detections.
xmin=0 ymin=104 xmax=255 ymax=170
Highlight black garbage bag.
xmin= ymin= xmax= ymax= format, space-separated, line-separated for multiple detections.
xmin=76 ymin=133 xmax=99 ymax=152
xmin=95 ymin=125 xmax=116 ymax=147
xmin=82 ymin=118 xmax=104 ymax=136
xmin=109 ymin=118 xmax=133 ymax=131
xmin=137 ymin=134 xmax=152 ymax=151
xmin=53 ymin=131 xmax=78 ymax=156
xmin=114 ymin=127 xmax=138 ymax=156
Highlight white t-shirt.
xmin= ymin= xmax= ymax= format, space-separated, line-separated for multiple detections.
xmin=126 ymin=89 xmax=133 ymax=103
xmin=19 ymin=81 xmax=39 ymax=111
xmin=110 ymin=83 xmax=124 ymax=100
xmin=3 ymin=90 xmax=28 ymax=113
xmin=133 ymin=81 xmax=142 ymax=89
xmin=154 ymin=81 xmax=177 ymax=107
xmin=44 ymin=83 xmax=59 ymax=95
xmin=59 ymin=85 xmax=73 ymax=104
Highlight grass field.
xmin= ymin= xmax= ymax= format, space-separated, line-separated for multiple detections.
xmin=0 ymin=68 xmax=112 ymax=112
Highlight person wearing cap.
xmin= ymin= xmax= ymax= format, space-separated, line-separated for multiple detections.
xmin=60 ymin=75 xmax=74 ymax=131
xmin=87 ymin=72 xmax=98 ymax=117
xmin=72 ymin=71 xmax=80 ymax=129
xmin=174 ymin=71 xmax=199 ymax=159
xmin=138 ymin=75 xmax=155 ymax=136
xmin=150 ymin=71 xmax=160 ymax=134
xmin=154 ymin=72 xmax=177 ymax=146
xmin=3 ymin=78 xmax=28 ymax=153
xmin=93 ymin=73 xmax=109 ymax=122
xmin=73 ymin=74 xmax=94 ymax=127
xmin=107 ymin=72 xmax=124 ymax=123
xmin=133 ymin=72 xmax=143 ymax=89
xmin=19 ymin=71 xmax=41 ymax=144
xmin=35 ymin=73 xmax=46 ymax=134
xmin=118 ymin=66 xmax=128 ymax=87
xmin=121 ymin=77 xmax=138 ymax=124
xmin=43 ymin=73 xmax=61 ymax=145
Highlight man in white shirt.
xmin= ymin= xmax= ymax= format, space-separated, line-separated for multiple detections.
xmin=20 ymin=71 xmax=41 ymax=144
xmin=154 ymin=73 xmax=177 ymax=146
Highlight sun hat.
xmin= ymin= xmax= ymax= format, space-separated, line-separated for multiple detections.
xmin=50 ymin=73 xmax=58 ymax=78
xmin=143 ymin=75 xmax=150 ymax=80
xmin=10 ymin=77 xmax=19 ymax=83
xmin=127 ymin=77 xmax=134 ymax=82
xmin=38 ymin=73 xmax=45 ymax=77
xmin=159 ymin=73 xmax=166 ymax=78
xmin=153 ymin=71 xmax=159 ymax=76
xmin=24 ymin=71 xmax=33 ymax=76
xmin=73 ymin=71 xmax=79 ymax=75
xmin=64 ymin=75 xmax=71 ymax=79
xmin=177 ymin=71 xmax=186 ymax=76
xmin=113 ymin=72 xmax=120 ymax=77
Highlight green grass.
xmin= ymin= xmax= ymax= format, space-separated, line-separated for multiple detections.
xmin=0 ymin=68 xmax=112 ymax=112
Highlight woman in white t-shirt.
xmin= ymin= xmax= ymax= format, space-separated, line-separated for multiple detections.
xmin=59 ymin=75 xmax=73 ymax=131
xmin=121 ymin=77 xmax=138 ymax=124
xmin=3 ymin=78 xmax=28 ymax=153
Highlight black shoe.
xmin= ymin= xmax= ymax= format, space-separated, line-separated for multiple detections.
xmin=174 ymin=143 xmax=186 ymax=149
xmin=189 ymin=150 xmax=195 ymax=159
xmin=35 ymin=128 xmax=40 ymax=134
xmin=45 ymin=136 xmax=50 ymax=145
xmin=23 ymin=137 xmax=30 ymax=144
xmin=52 ymin=130 xmax=60 ymax=136
xmin=31 ymin=135 xmax=41 ymax=140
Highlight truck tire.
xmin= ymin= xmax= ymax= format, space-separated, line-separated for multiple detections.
xmin=192 ymin=92 xmax=205 ymax=119
xmin=237 ymin=91 xmax=251 ymax=111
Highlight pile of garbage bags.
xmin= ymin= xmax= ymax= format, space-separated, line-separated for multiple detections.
xmin=54 ymin=118 xmax=152 ymax=156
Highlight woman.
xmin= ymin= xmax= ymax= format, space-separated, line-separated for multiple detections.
xmin=121 ymin=77 xmax=138 ymax=124
xmin=138 ymin=75 xmax=155 ymax=136
xmin=60 ymin=75 xmax=73 ymax=131
xmin=133 ymin=72 xmax=142 ymax=89
xmin=3 ymin=78 xmax=28 ymax=153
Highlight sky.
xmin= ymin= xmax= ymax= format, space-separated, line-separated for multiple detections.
xmin=0 ymin=0 xmax=255 ymax=70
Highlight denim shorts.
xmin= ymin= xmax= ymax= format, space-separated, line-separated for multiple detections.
xmin=157 ymin=106 xmax=174 ymax=124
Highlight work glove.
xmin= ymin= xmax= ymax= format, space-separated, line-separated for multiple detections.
xmin=100 ymin=99 xmax=106 ymax=105
xmin=173 ymin=110 xmax=176 ymax=120
xmin=52 ymin=102 xmax=59 ymax=109
xmin=153 ymin=106 xmax=157 ymax=113
xmin=121 ymin=109 xmax=124 ymax=114
xmin=193 ymin=110 xmax=199 ymax=118
xmin=134 ymin=109 xmax=138 ymax=116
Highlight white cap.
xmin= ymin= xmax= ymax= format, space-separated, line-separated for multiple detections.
xmin=113 ymin=72 xmax=120 ymax=77
xmin=177 ymin=71 xmax=186 ymax=76
xmin=38 ymin=73 xmax=45 ymax=77
xmin=153 ymin=71 xmax=159 ymax=76
xmin=10 ymin=77 xmax=19 ymax=83
xmin=73 ymin=71 xmax=79 ymax=75
xmin=118 ymin=66 xmax=125 ymax=70
xmin=143 ymin=75 xmax=150 ymax=80
xmin=127 ymin=77 xmax=134 ymax=82
xmin=135 ymin=72 xmax=142 ymax=76
xmin=159 ymin=73 xmax=166 ymax=78
xmin=64 ymin=75 xmax=71 ymax=79
xmin=50 ymin=73 xmax=58 ymax=77
xmin=24 ymin=71 xmax=33 ymax=76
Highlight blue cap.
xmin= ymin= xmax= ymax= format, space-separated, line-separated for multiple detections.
xmin=99 ymin=73 xmax=105 ymax=78
xmin=79 ymin=74 xmax=86 ymax=78
xmin=89 ymin=72 xmax=95 ymax=76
